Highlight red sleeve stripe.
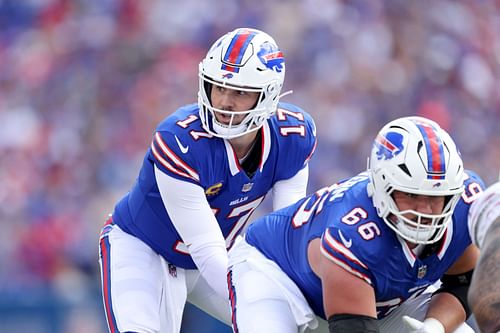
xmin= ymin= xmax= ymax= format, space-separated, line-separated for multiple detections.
xmin=323 ymin=229 xmax=368 ymax=269
xmin=305 ymin=138 xmax=317 ymax=164
xmin=154 ymin=133 xmax=200 ymax=182
xmin=151 ymin=142 xmax=199 ymax=182
xmin=99 ymin=236 xmax=119 ymax=332
xmin=227 ymin=270 xmax=239 ymax=333
xmin=320 ymin=246 xmax=372 ymax=285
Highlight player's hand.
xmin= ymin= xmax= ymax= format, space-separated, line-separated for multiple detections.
xmin=402 ymin=316 xmax=445 ymax=333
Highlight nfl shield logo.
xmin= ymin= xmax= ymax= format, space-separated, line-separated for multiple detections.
xmin=417 ymin=265 xmax=427 ymax=279
xmin=168 ymin=264 xmax=177 ymax=278
xmin=242 ymin=183 xmax=254 ymax=192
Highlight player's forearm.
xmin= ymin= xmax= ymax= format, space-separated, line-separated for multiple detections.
xmin=426 ymin=292 xmax=466 ymax=333
xmin=154 ymin=165 xmax=230 ymax=298
xmin=188 ymin=234 xmax=229 ymax=299
xmin=468 ymin=218 xmax=500 ymax=333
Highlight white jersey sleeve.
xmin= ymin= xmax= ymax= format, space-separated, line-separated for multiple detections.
xmin=154 ymin=165 xmax=229 ymax=299
xmin=271 ymin=164 xmax=309 ymax=211
xmin=468 ymin=181 xmax=500 ymax=247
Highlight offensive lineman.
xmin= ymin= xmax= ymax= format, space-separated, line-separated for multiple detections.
xmin=228 ymin=116 xmax=483 ymax=333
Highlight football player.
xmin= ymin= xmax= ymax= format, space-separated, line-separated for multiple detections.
xmin=98 ymin=28 xmax=317 ymax=333
xmin=228 ymin=116 xmax=483 ymax=333
xmin=467 ymin=181 xmax=500 ymax=333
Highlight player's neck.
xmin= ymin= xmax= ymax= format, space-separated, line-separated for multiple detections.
xmin=409 ymin=243 xmax=425 ymax=255
xmin=404 ymin=239 xmax=419 ymax=250
xmin=229 ymin=130 xmax=259 ymax=160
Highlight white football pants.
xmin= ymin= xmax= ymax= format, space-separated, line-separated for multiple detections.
xmin=99 ymin=223 xmax=231 ymax=333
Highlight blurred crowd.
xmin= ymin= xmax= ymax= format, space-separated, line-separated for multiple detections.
xmin=0 ymin=0 xmax=498 ymax=332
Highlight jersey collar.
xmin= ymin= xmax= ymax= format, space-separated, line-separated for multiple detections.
xmin=224 ymin=121 xmax=271 ymax=176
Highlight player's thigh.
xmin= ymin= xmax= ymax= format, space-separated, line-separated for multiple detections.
xmin=186 ymin=269 xmax=231 ymax=326
xmin=99 ymin=225 xmax=164 ymax=333
xmin=228 ymin=261 xmax=297 ymax=333
xmin=235 ymin=298 xmax=298 ymax=333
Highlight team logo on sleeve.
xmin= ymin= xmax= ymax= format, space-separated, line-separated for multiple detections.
xmin=205 ymin=182 xmax=223 ymax=196
xmin=374 ymin=132 xmax=404 ymax=160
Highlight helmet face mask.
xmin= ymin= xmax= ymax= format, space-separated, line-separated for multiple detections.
xmin=382 ymin=186 xmax=462 ymax=244
xmin=198 ymin=28 xmax=285 ymax=139
xmin=367 ymin=116 xmax=465 ymax=244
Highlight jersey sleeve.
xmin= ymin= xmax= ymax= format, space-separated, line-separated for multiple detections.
xmin=149 ymin=129 xmax=201 ymax=185
xmin=154 ymin=166 xmax=229 ymax=299
xmin=463 ymin=170 xmax=486 ymax=195
xmin=455 ymin=171 xmax=492 ymax=247
xmin=468 ymin=181 xmax=500 ymax=247
xmin=444 ymin=170 xmax=485 ymax=247
xmin=273 ymin=102 xmax=317 ymax=181
xmin=320 ymin=225 xmax=376 ymax=287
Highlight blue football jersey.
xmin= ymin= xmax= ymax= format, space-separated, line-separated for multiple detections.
xmin=245 ymin=171 xmax=485 ymax=319
xmin=112 ymin=102 xmax=317 ymax=269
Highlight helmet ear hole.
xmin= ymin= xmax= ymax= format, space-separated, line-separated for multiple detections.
xmin=398 ymin=164 xmax=411 ymax=177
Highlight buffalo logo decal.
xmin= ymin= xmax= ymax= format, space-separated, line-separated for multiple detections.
xmin=257 ymin=42 xmax=284 ymax=73
xmin=374 ymin=132 xmax=404 ymax=160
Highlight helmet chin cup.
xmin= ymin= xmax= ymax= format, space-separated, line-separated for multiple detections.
xmin=198 ymin=28 xmax=285 ymax=139
xmin=396 ymin=222 xmax=436 ymax=243
xmin=210 ymin=112 xmax=256 ymax=138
